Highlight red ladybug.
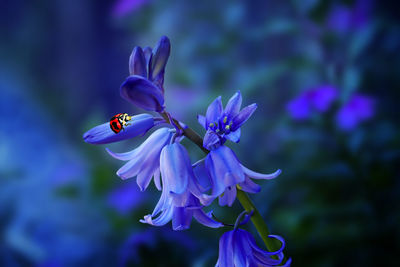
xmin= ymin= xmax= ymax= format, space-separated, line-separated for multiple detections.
xmin=110 ymin=113 xmax=131 ymax=134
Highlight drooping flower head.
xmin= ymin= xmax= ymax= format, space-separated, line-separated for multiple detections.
xmin=198 ymin=91 xmax=257 ymax=150
xmin=216 ymin=228 xmax=291 ymax=267
xmin=195 ymin=145 xmax=281 ymax=207
xmin=120 ymin=36 xmax=171 ymax=112
xmin=106 ymin=127 xmax=174 ymax=191
xmin=141 ymin=142 xmax=223 ymax=230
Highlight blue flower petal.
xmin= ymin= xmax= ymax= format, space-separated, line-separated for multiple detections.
xmin=149 ymin=36 xmax=171 ymax=90
xmin=172 ymin=207 xmax=193 ymax=230
xmin=205 ymin=96 xmax=223 ymax=127
xmin=218 ymin=186 xmax=237 ymax=207
xmin=231 ymin=103 xmax=257 ymax=131
xmin=207 ymin=146 xmax=245 ymax=187
xmin=197 ymin=114 xmax=207 ymax=129
xmin=204 ymin=154 xmax=229 ymax=197
xmin=225 ymin=128 xmax=241 ymax=143
xmin=129 ymin=46 xmax=147 ymax=77
xmin=111 ymin=128 xmax=172 ymax=182
xmin=83 ymin=114 xmax=154 ymax=145
xmin=224 ymin=91 xmax=242 ymax=118
xmin=192 ymin=159 xmax=211 ymax=192
xmin=120 ymin=75 xmax=165 ymax=112
xmin=106 ymin=147 xmax=141 ymax=161
xmin=153 ymin=168 xmax=161 ymax=191
xmin=241 ymin=164 xmax=281 ymax=180
xmin=232 ymin=229 xmax=252 ymax=267
xmin=160 ymin=143 xmax=191 ymax=195
xmin=106 ymin=127 xmax=171 ymax=161
xmin=239 ymin=176 xmax=261 ymax=193
xmin=116 ymin=156 xmax=143 ymax=180
xmin=217 ymin=231 xmax=234 ymax=267
xmin=216 ymin=226 xmax=289 ymax=266
xmin=140 ymin=204 xmax=174 ymax=227
xmin=136 ymin=158 xmax=158 ymax=191
xmin=192 ymin=209 xmax=223 ymax=228
xmin=151 ymin=190 xmax=170 ymax=218
xmin=203 ymin=129 xmax=221 ymax=150
xmin=143 ymin=46 xmax=152 ymax=65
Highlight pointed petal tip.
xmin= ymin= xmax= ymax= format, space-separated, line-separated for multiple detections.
xmin=173 ymin=224 xmax=190 ymax=231
xmin=159 ymin=35 xmax=170 ymax=44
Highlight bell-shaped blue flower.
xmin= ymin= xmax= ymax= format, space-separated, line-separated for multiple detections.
xmin=141 ymin=143 xmax=223 ymax=230
xmin=195 ymin=145 xmax=281 ymax=207
xmin=106 ymin=127 xmax=173 ymax=191
xmin=216 ymin=228 xmax=291 ymax=267
xmin=83 ymin=113 xmax=155 ymax=145
xmin=197 ymin=91 xmax=257 ymax=150
xmin=121 ymin=36 xmax=171 ymax=112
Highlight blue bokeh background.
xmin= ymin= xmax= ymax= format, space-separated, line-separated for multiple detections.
xmin=1 ymin=0 xmax=399 ymax=266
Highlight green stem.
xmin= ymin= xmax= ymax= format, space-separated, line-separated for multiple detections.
xmin=160 ymin=111 xmax=280 ymax=252
xmin=236 ymin=189 xmax=281 ymax=252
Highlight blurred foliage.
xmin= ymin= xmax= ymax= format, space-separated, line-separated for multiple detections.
xmin=0 ymin=0 xmax=399 ymax=266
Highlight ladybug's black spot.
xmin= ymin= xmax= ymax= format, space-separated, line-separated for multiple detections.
xmin=111 ymin=121 xmax=121 ymax=133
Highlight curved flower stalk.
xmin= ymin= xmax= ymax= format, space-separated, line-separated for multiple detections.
xmin=83 ymin=113 xmax=155 ymax=144
xmin=216 ymin=229 xmax=291 ymax=267
xmin=141 ymin=143 xmax=223 ymax=230
xmin=106 ymin=127 xmax=174 ymax=191
xmin=197 ymin=91 xmax=257 ymax=150
xmin=120 ymin=36 xmax=171 ymax=112
xmin=194 ymin=145 xmax=281 ymax=207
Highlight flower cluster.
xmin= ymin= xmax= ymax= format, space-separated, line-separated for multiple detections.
xmin=83 ymin=36 xmax=290 ymax=265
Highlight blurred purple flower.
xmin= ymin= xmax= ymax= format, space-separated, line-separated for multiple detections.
xmin=195 ymin=146 xmax=281 ymax=207
xmin=216 ymin=228 xmax=291 ymax=267
xmin=326 ymin=0 xmax=372 ymax=32
xmin=198 ymin=91 xmax=257 ymax=150
xmin=336 ymin=94 xmax=375 ymax=131
xmin=287 ymin=85 xmax=338 ymax=120
xmin=107 ymin=183 xmax=146 ymax=215
xmin=112 ymin=0 xmax=149 ymax=18
xmin=120 ymin=36 xmax=170 ymax=112
xmin=141 ymin=143 xmax=223 ymax=230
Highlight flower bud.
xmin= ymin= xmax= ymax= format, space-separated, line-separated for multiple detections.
xmin=120 ymin=75 xmax=165 ymax=112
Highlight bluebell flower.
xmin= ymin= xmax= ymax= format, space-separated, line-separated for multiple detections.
xmin=287 ymin=85 xmax=338 ymax=120
xmin=106 ymin=127 xmax=174 ymax=191
xmin=194 ymin=145 xmax=281 ymax=207
xmin=197 ymin=91 xmax=257 ymax=150
xmin=216 ymin=228 xmax=291 ymax=267
xmin=336 ymin=93 xmax=375 ymax=131
xmin=83 ymin=113 xmax=155 ymax=144
xmin=120 ymin=36 xmax=171 ymax=112
xmin=141 ymin=143 xmax=223 ymax=230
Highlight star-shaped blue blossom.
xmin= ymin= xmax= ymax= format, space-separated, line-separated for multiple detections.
xmin=194 ymin=146 xmax=281 ymax=207
xmin=197 ymin=91 xmax=257 ymax=150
